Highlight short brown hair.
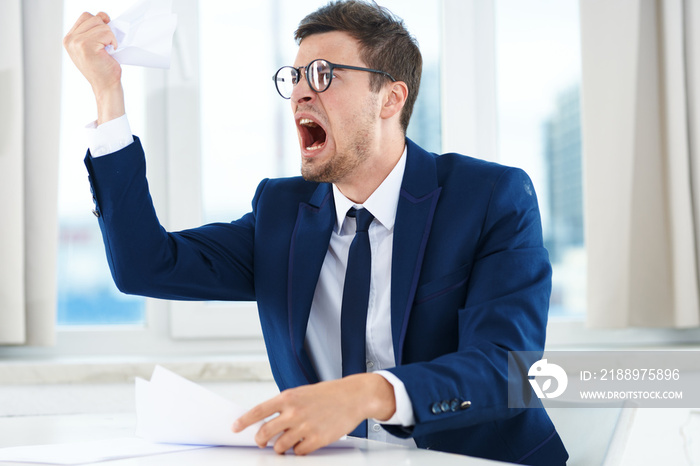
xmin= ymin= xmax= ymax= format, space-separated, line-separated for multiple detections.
xmin=295 ymin=0 xmax=422 ymax=134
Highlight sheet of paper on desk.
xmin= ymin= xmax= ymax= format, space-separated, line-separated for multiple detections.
xmin=0 ymin=366 xmax=354 ymax=465
xmin=105 ymin=0 xmax=177 ymax=68
xmin=136 ymin=366 xmax=354 ymax=448
xmin=135 ymin=365 xmax=265 ymax=446
xmin=0 ymin=438 xmax=207 ymax=465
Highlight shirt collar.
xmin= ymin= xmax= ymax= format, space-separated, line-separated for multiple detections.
xmin=332 ymin=145 xmax=408 ymax=233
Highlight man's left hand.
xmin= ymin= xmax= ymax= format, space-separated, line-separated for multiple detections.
xmin=232 ymin=373 xmax=396 ymax=455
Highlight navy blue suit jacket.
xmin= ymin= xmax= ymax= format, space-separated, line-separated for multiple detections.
xmin=84 ymin=137 xmax=568 ymax=465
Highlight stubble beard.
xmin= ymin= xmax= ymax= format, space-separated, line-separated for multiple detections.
xmin=300 ymin=137 xmax=371 ymax=184
xmin=300 ymin=96 xmax=378 ymax=184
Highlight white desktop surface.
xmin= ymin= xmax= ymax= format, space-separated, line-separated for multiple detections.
xmin=0 ymin=413 xmax=510 ymax=466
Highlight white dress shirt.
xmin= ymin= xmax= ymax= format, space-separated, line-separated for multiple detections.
xmin=305 ymin=148 xmax=416 ymax=444
xmin=86 ymin=115 xmax=416 ymax=444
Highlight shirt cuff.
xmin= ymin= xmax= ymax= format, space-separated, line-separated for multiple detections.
xmin=85 ymin=114 xmax=134 ymax=157
xmin=374 ymin=370 xmax=416 ymax=427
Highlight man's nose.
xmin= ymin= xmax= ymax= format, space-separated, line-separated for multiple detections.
xmin=290 ymin=70 xmax=316 ymax=104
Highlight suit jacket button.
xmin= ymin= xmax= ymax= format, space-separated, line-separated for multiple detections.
xmin=450 ymin=399 xmax=460 ymax=411
xmin=431 ymin=402 xmax=441 ymax=414
xmin=92 ymin=209 xmax=100 ymax=218
xmin=440 ymin=400 xmax=450 ymax=412
xmin=460 ymin=401 xmax=472 ymax=410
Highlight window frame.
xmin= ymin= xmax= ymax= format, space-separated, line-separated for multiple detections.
xmin=144 ymin=2 xmax=264 ymax=342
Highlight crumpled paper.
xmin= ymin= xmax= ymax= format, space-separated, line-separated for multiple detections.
xmin=105 ymin=0 xmax=177 ymax=68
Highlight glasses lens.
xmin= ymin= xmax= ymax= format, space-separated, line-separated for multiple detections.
xmin=274 ymin=67 xmax=298 ymax=99
xmin=308 ymin=60 xmax=332 ymax=93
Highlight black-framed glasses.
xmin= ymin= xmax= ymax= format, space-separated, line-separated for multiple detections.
xmin=272 ymin=58 xmax=396 ymax=99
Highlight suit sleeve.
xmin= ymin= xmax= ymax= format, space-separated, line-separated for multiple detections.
xmin=385 ymin=167 xmax=551 ymax=438
xmin=84 ymin=136 xmax=262 ymax=301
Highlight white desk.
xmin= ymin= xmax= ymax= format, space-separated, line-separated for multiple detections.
xmin=0 ymin=413 xmax=509 ymax=465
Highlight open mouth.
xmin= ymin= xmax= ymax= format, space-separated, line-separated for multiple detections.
xmin=298 ymin=118 xmax=327 ymax=152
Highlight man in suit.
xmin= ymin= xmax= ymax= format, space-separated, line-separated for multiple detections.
xmin=64 ymin=1 xmax=568 ymax=464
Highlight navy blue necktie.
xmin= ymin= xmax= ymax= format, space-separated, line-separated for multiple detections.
xmin=341 ymin=207 xmax=374 ymax=438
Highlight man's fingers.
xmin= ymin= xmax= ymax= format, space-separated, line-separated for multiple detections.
xmin=270 ymin=428 xmax=305 ymax=455
xmin=257 ymin=417 xmax=314 ymax=455
xmin=233 ymin=380 xmax=373 ymax=456
xmin=70 ymin=13 xmax=106 ymax=36
xmin=93 ymin=12 xmax=117 ymax=49
xmin=293 ymin=434 xmax=325 ymax=456
xmin=65 ymin=15 xmax=117 ymax=57
xmin=253 ymin=411 xmax=298 ymax=449
xmin=254 ymin=417 xmax=278 ymax=446
xmin=96 ymin=11 xmax=111 ymax=24
xmin=65 ymin=11 xmax=94 ymax=36
xmin=255 ymin=413 xmax=330 ymax=455
xmin=232 ymin=398 xmax=280 ymax=433
xmin=89 ymin=26 xmax=118 ymax=52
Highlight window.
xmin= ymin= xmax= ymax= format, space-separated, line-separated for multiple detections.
xmin=58 ymin=0 xmax=147 ymax=326
xmin=10 ymin=0 xmax=693 ymax=359
xmin=494 ymin=0 xmax=584 ymax=317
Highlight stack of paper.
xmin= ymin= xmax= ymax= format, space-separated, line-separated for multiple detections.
xmin=0 ymin=366 xmax=264 ymax=465
xmin=0 ymin=366 xmax=354 ymax=465
xmin=135 ymin=365 xmax=263 ymax=446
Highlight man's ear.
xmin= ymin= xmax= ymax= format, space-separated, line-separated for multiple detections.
xmin=380 ymin=81 xmax=408 ymax=120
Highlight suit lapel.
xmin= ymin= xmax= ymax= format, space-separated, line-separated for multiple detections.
xmin=287 ymin=183 xmax=335 ymax=384
xmin=391 ymin=139 xmax=442 ymax=365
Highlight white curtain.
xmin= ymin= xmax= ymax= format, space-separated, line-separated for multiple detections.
xmin=580 ymin=0 xmax=700 ymax=328
xmin=0 ymin=0 xmax=63 ymax=345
